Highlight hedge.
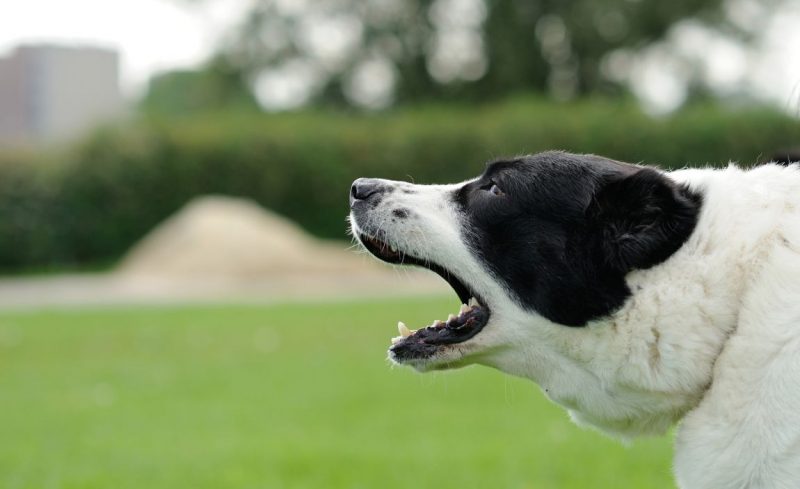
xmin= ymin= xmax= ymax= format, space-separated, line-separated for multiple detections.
xmin=1 ymin=96 xmax=799 ymax=271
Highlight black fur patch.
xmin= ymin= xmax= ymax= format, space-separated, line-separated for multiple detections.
xmin=771 ymin=150 xmax=800 ymax=166
xmin=455 ymin=151 xmax=702 ymax=327
xmin=393 ymin=208 xmax=409 ymax=218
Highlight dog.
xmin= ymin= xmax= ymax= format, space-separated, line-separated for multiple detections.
xmin=348 ymin=151 xmax=800 ymax=489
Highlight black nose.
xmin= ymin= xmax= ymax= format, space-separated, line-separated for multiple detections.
xmin=350 ymin=178 xmax=383 ymax=207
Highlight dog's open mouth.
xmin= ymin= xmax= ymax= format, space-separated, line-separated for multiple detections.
xmin=358 ymin=233 xmax=491 ymax=361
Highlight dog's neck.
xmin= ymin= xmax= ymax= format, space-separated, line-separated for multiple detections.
xmin=481 ymin=164 xmax=799 ymax=438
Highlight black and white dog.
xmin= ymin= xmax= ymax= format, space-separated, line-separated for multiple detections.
xmin=348 ymin=151 xmax=800 ymax=489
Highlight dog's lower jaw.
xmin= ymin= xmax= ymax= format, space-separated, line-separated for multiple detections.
xmin=390 ymin=352 xmax=470 ymax=373
xmin=388 ymin=337 xmax=487 ymax=372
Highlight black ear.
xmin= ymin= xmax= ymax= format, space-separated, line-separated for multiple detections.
xmin=590 ymin=168 xmax=701 ymax=272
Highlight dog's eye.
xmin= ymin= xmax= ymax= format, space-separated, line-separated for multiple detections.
xmin=485 ymin=182 xmax=504 ymax=196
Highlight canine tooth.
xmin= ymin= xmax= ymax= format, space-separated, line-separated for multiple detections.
xmin=460 ymin=304 xmax=470 ymax=314
xmin=433 ymin=319 xmax=444 ymax=327
xmin=447 ymin=313 xmax=457 ymax=322
xmin=469 ymin=297 xmax=479 ymax=307
xmin=398 ymin=322 xmax=411 ymax=337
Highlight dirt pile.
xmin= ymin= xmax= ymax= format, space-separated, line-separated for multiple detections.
xmin=117 ymin=195 xmax=383 ymax=278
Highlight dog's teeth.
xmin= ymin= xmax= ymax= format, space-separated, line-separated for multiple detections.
xmin=433 ymin=319 xmax=444 ymax=327
xmin=389 ymin=245 xmax=397 ymax=252
xmin=447 ymin=313 xmax=457 ymax=322
xmin=398 ymin=321 xmax=411 ymax=337
xmin=469 ymin=297 xmax=479 ymax=307
xmin=459 ymin=304 xmax=470 ymax=314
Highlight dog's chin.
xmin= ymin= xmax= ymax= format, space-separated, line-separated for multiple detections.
xmin=352 ymin=228 xmax=492 ymax=369
xmin=389 ymin=346 xmax=475 ymax=372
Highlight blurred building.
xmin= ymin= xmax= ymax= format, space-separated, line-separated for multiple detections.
xmin=0 ymin=44 xmax=123 ymax=146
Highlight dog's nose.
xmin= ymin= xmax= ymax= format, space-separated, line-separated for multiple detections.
xmin=350 ymin=178 xmax=383 ymax=207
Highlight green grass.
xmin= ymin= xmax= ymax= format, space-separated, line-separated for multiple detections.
xmin=0 ymin=297 xmax=675 ymax=488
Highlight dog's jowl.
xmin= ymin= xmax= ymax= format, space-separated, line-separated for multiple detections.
xmin=349 ymin=151 xmax=800 ymax=489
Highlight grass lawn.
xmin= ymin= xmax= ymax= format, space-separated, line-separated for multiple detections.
xmin=0 ymin=297 xmax=675 ymax=489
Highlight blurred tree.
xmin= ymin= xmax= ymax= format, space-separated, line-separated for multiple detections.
xmin=166 ymin=0 xmax=754 ymax=110
xmin=476 ymin=0 xmax=727 ymax=99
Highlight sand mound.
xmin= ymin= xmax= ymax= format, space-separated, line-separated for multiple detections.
xmin=118 ymin=195 xmax=381 ymax=279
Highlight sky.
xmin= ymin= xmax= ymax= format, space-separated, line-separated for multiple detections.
xmin=0 ymin=0 xmax=249 ymax=96
xmin=1 ymin=0 xmax=799 ymax=114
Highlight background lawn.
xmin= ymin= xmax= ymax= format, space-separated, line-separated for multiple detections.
xmin=0 ymin=297 xmax=675 ymax=488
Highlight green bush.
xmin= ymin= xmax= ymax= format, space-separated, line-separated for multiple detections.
xmin=1 ymin=97 xmax=799 ymax=271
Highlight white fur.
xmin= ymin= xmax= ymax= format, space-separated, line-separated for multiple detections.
xmin=350 ymin=164 xmax=800 ymax=488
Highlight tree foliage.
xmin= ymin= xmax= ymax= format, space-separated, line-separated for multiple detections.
xmin=164 ymin=0 xmax=739 ymax=109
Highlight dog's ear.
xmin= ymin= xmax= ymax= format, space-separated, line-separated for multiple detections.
xmin=589 ymin=168 xmax=700 ymax=272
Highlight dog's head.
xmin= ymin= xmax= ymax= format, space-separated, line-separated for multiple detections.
xmin=348 ymin=151 xmax=700 ymax=372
